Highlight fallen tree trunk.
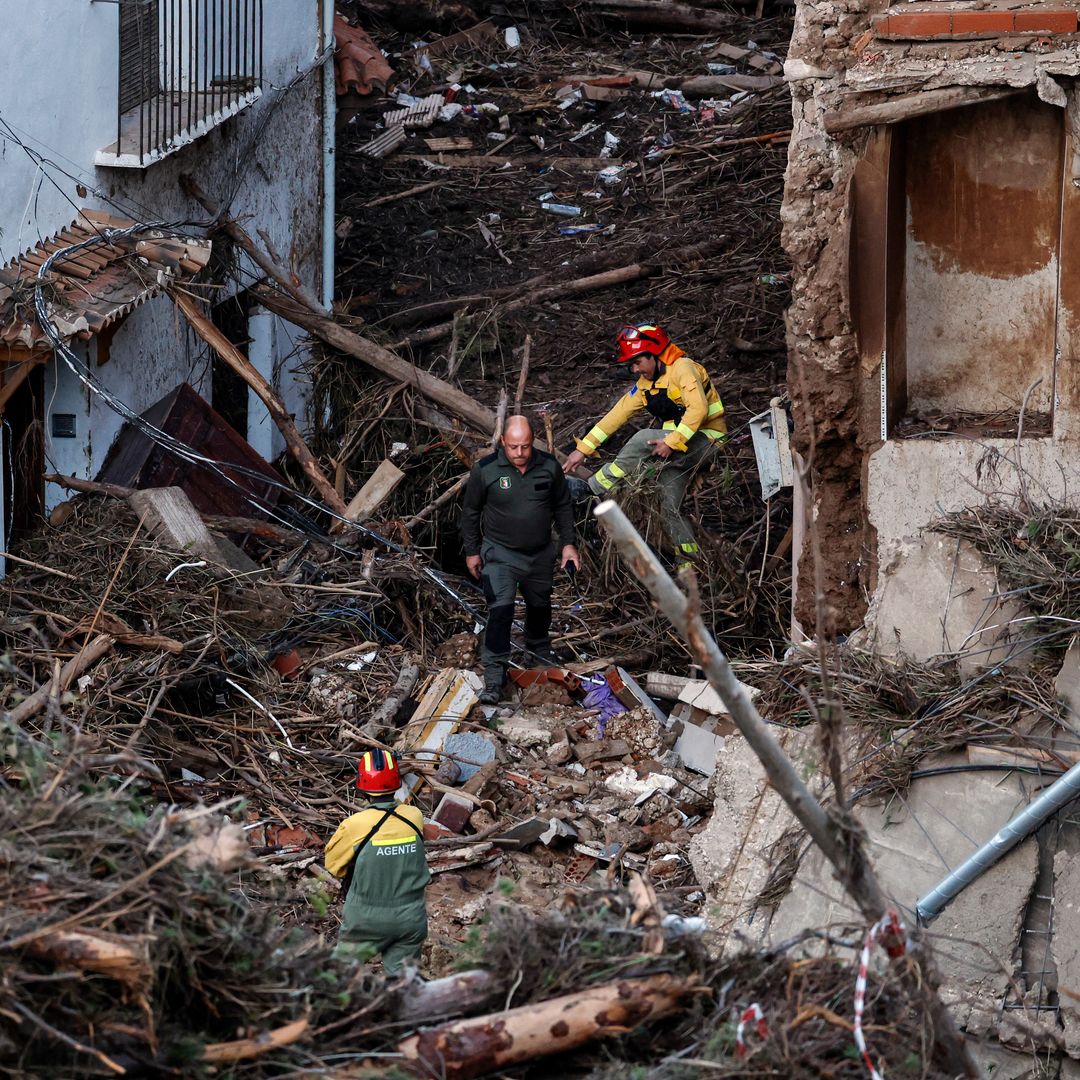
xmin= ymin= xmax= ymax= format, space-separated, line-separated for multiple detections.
xmin=26 ymin=929 xmax=152 ymax=993
xmin=359 ymin=654 xmax=422 ymax=742
xmin=398 ymin=236 xmax=726 ymax=350
xmin=397 ymin=974 xmax=698 ymax=1079
xmin=170 ymin=287 xmax=348 ymax=517
xmin=594 ymin=500 xmax=980 ymax=1078
xmin=398 ymin=264 xmax=658 ymax=350
xmin=254 ymin=287 xmax=501 ymax=441
xmin=9 ymin=634 xmax=115 ymax=725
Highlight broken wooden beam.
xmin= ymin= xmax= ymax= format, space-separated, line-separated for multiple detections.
xmin=170 ymin=287 xmax=348 ymax=517
xmin=823 ymin=85 xmax=1023 ymax=134
xmin=8 ymin=634 xmax=115 ymax=726
xmin=397 ymin=974 xmax=700 ymax=1079
xmin=26 ymin=929 xmax=152 ymax=993
xmin=329 ymin=459 xmax=406 ymax=535
xmin=202 ymin=1017 xmax=310 ymax=1064
xmin=253 ymin=287 xmax=502 ymax=443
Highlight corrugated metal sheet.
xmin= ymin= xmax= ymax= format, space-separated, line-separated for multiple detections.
xmin=0 ymin=209 xmax=212 ymax=350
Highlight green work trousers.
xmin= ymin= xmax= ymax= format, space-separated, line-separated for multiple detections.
xmin=587 ymin=428 xmax=717 ymax=556
xmin=480 ymin=539 xmax=555 ymax=667
xmin=334 ymin=898 xmax=428 ymax=975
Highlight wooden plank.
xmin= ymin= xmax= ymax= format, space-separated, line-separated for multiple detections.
xmin=823 ymin=86 xmax=1023 ymax=134
xmin=330 ymin=459 xmax=405 ymax=534
xmin=424 ymin=137 xmax=474 ymax=152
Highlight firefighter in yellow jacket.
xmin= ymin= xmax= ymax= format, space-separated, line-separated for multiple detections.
xmin=562 ymin=323 xmax=725 ymax=567
xmin=325 ymin=750 xmax=430 ymax=974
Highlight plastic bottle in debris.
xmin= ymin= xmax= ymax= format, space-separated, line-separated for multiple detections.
xmin=541 ymin=203 xmax=582 ymax=217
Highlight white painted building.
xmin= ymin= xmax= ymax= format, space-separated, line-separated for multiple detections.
xmin=0 ymin=0 xmax=334 ymax=548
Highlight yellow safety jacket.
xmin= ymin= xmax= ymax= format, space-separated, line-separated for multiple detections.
xmin=575 ymin=347 xmax=726 ymax=456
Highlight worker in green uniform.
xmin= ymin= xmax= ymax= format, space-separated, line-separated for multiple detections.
xmin=562 ymin=323 xmax=726 ymax=569
xmin=324 ymin=749 xmax=430 ymax=974
xmin=461 ymin=414 xmax=580 ymax=705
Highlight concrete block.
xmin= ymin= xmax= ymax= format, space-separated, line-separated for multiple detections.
xmin=1055 ymin=637 xmax=1080 ymax=724
xmin=688 ymin=729 xmax=817 ymax=955
xmin=442 ymin=732 xmax=496 ymax=782
xmin=673 ymin=718 xmax=727 ymax=776
xmin=864 ymin=535 xmax=1035 ymax=676
xmin=767 ymin=754 xmax=1039 ymax=1011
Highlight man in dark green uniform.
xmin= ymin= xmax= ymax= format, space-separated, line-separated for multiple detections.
xmin=325 ymin=749 xmax=430 ymax=973
xmin=461 ymin=415 xmax=580 ymax=704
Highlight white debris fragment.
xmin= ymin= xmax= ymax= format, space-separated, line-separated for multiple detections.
xmin=604 ymin=766 xmax=678 ymax=800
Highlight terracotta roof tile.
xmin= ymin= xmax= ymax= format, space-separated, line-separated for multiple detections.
xmin=334 ymin=17 xmax=394 ymax=96
xmin=0 ymin=209 xmax=212 ymax=350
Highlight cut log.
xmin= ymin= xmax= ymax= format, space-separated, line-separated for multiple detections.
xmin=26 ymin=929 xmax=152 ymax=992
xmin=329 ymin=460 xmax=406 ymax=535
xmin=398 ymin=974 xmax=698 ymax=1079
xmin=202 ymin=1017 xmax=310 ymax=1063
xmin=8 ymin=634 xmax=115 ymax=725
xmin=397 ymin=969 xmax=500 ymax=1022
xmin=171 ymin=287 xmax=348 ymax=516
xmin=128 ymin=487 xmax=257 ymax=573
xmin=823 ymin=85 xmax=1023 ymax=134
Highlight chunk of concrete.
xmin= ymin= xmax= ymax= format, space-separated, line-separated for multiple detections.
xmin=863 ymin=535 xmax=1035 ymax=676
xmin=442 ymin=732 xmax=496 ymax=782
xmin=687 ymin=728 xmax=817 ymax=955
xmin=1051 ymin=846 xmax=1080 ymax=1057
xmin=767 ymin=754 xmax=1039 ymax=1022
xmin=1055 ymin=636 xmax=1080 ymax=726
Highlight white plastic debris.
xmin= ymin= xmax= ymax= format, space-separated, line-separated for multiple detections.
xmin=487 ymin=131 xmax=508 ymax=142
xmin=599 ymin=131 xmax=621 ymax=158
xmin=439 ymin=102 xmax=464 ymax=122
xmin=597 ymin=164 xmax=627 ymax=185
xmin=530 ymin=135 xmax=546 ymax=150
xmin=557 ymin=88 xmax=583 ymax=111
xmin=504 ymin=25 xmax=521 ymax=48
xmin=652 ymin=88 xmax=695 ymax=113
xmin=604 ymin=767 xmax=678 ymax=800
xmin=661 ymin=914 xmax=706 ymax=938
xmin=541 ymin=203 xmax=582 ymax=217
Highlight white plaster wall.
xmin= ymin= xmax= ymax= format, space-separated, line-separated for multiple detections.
xmin=0 ymin=0 xmax=323 ymax=495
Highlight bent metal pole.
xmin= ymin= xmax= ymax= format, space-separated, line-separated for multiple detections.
xmin=916 ymin=758 xmax=1080 ymax=924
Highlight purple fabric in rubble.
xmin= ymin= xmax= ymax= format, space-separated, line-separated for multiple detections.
xmin=581 ymin=675 xmax=627 ymax=737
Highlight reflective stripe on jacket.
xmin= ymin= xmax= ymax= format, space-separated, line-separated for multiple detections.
xmin=325 ymin=802 xmax=430 ymax=908
xmin=575 ymin=353 xmax=725 ymax=455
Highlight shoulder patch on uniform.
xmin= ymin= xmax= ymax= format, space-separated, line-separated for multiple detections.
xmin=478 ymin=451 xmax=499 ymax=467
xmin=629 ymin=385 xmax=638 ymax=395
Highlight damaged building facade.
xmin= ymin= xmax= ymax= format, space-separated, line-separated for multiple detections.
xmin=0 ymin=0 xmax=333 ymax=553
xmin=773 ymin=0 xmax=1080 ymax=1071
xmin=783 ymin=2 xmax=1080 ymax=652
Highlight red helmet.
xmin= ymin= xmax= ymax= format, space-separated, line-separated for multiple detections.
xmin=615 ymin=323 xmax=670 ymax=364
xmin=357 ymin=749 xmax=401 ymax=794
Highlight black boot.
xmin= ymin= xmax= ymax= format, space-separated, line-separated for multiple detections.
xmin=478 ymin=664 xmax=505 ymax=705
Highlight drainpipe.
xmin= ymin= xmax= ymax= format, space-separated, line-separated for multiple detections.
xmin=320 ymin=0 xmax=335 ymax=311
xmin=915 ymin=759 xmax=1080 ymax=924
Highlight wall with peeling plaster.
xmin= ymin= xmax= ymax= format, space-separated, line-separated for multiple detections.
xmin=776 ymin=0 xmax=1080 ymax=1069
xmin=0 ymin=0 xmax=324 ymax=516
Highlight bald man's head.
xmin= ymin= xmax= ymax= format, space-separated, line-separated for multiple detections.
xmin=501 ymin=415 xmax=534 ymax=470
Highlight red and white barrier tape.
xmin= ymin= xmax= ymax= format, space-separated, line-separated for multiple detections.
xmin=854 ymin=909 xmax=909 ymax=1080
xmin=735 ymin=1002 xmax=768 ymax=1057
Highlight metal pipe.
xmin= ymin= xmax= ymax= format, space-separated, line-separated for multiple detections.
xmin=916 ymin=759 xmax=1080 ymax=923
xmin=320 ymin=0 xmax=335 ymax=310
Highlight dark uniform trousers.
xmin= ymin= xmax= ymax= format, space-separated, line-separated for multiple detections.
xmin=479 ymin=539 xmax=555 ymax=666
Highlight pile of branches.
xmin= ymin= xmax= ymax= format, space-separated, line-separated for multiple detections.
xmin=745 ymin=645 xmax=1070 ymax=798
xmin=934 ymin=501 xmax=1080 ymax=624
xmin=0 ymin=720 xmax=945 ymax=1079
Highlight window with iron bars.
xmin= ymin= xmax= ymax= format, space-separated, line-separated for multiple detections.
xmin=98 ymin=0 xmax=263 ymax=168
